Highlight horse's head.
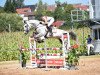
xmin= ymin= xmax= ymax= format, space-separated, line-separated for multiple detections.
xmin=23 ymin=23 xmax=30 ymax=34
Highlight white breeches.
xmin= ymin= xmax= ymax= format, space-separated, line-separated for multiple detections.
xmin=48 ymin=18 xmax=54 ymax=27
xmin=87 ymin=44 xmax=94 ymax=55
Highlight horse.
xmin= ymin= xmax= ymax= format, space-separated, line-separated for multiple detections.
xmin=23 ymin=20 xmax=77 ymax=47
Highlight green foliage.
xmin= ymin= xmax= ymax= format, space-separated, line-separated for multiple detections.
xmin=35 ymin=0 xmax=44 ymax=20
xmin=53 ymin=6 xmax=64 ymax=21
xmin=0 ymin=13 xmax=23 ymax=32
xmin=63 ymin=4 xmax=74 ymax=22
xmin=68 ymin=48 xmax=79 ymax=66
xmin=4 ymin=0 xmax=11 ymax=13
xmin=59 ymin=22 xmax=72 ymax=30
xmin=43 ymin=10 xmax=53 ymax=16
xmin=4 ymin=0 xmax=24 ymax=13
xmin=55 ymin=0 xmax=61 ymax=7
xmin=0 ymin=7 xmax=4 ymax=13
xmin=77 ymin=45 xmax=87 ymax=55
xmin=16 ymin=0 xmax=24 ymax=8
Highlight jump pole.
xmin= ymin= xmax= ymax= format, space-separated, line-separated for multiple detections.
xmin=62 ymin=34 xmax=66 ymax=69
xmin=61 ymin=32 xmax=70 ymax=69
xmin=29 ymin=38 xmax=37 ymax=68
xmin=44 ymin=40 xmax=50 ymax=71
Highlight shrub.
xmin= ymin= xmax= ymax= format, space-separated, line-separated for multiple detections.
xmin=0 ymin=13 xmax=23 ymax=32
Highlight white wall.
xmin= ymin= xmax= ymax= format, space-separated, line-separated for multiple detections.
xmin=89 ymin=0 xmax=100 ymax=19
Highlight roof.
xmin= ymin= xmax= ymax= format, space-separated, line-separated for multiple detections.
xmin=73 ymin=4 xmax=89 ymax=11
xmin=16 ymin=7 xmax=31 ymax=14
xmin=47 ymin=5 xmax=57 ymax=11
xmin=23 ymin=5 xmax=37 ymax=11
xmin=78 ymin=19 xmax=100 ymax=27
xmin=52 ymin=21 xmax=65 ymax=27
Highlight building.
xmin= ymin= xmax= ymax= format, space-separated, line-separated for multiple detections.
xmin=16 ymin=7 xmax=31 ymax=15
xmin=23 ymin=5 xmax=37 ymax=11
xmin=16 ymin=7 xmax=35 ymax=19
xmin=89 ymin=0 xmax=100 ymax=19
xmin=89 ymin=0 xmax=100 ymax=53
xmin=73 ymin=4 xmax=89 ymax=11
xmin=47 ymin=5 xmax=57 ymax=12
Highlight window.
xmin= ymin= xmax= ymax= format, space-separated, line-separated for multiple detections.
xmin=94 ymin=29 xmax=98 ymax=40
xmin=94 ymin=28 xmax=100 ymax=40
xmin=99 ymin=29 xmax=100 ymax=39
xmin=28 ymin=16 xmax=35 ymax=20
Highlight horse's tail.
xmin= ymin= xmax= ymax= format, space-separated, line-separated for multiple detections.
xmin=69 ymin=31 xmax=77 ymax=41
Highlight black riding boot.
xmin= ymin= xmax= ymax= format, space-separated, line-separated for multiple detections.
xmin=47 ymin=26 xmax=53 ymax=36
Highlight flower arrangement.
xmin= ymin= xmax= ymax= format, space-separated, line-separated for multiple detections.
xmin=67 ymin=44 xmax=79 ymax=66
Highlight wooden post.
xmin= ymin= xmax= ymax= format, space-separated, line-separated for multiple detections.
xmin=9 ymin=24 xmax=11 ymax=32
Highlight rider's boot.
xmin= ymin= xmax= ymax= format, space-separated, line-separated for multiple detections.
xmin=47 ymin=25 xmax=53 ymax=36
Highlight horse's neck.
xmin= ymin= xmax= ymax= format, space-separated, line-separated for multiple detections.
xmin=26 ymin=20 xmax=32 ymax=28
xmin=27 ymin=20 xmax=46 ymax=29
xmin=33 ymin=20 xmax=46 ymax=28
xmin=27 ymin=20 xmax=39 ymax=29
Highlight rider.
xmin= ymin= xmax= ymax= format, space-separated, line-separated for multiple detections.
xmin=40 ymin=16 xmax=54 ymax=36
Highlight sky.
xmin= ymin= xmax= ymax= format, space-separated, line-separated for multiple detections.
xmin=0 ymin=0 xmax=88 ymax=7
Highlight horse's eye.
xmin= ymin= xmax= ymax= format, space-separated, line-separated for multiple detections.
xmin=25 ymin=26 xmax=27 ymax=27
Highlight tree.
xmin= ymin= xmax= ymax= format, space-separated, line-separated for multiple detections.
xmin=4 ymin=0 xmax=11 ymax=13
xmin=55 ymin=0 xmax=61 ymax=7
xmin=16 ymin=0 xmax=24 ymax=8
xmin=64 ymin=4 xmax=74 ymax=21
xmin=35 ymin=0 xmax=45 ymax=20
xmin=0 ymin=13 xmax=23 ymax=32
xmin=4 ymin=0 xmax=24 ymax=13
xmin=53 ymin=1 xmax=65 ymax=21
xmin=0 ymin=6 xmax=4 ymax=13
